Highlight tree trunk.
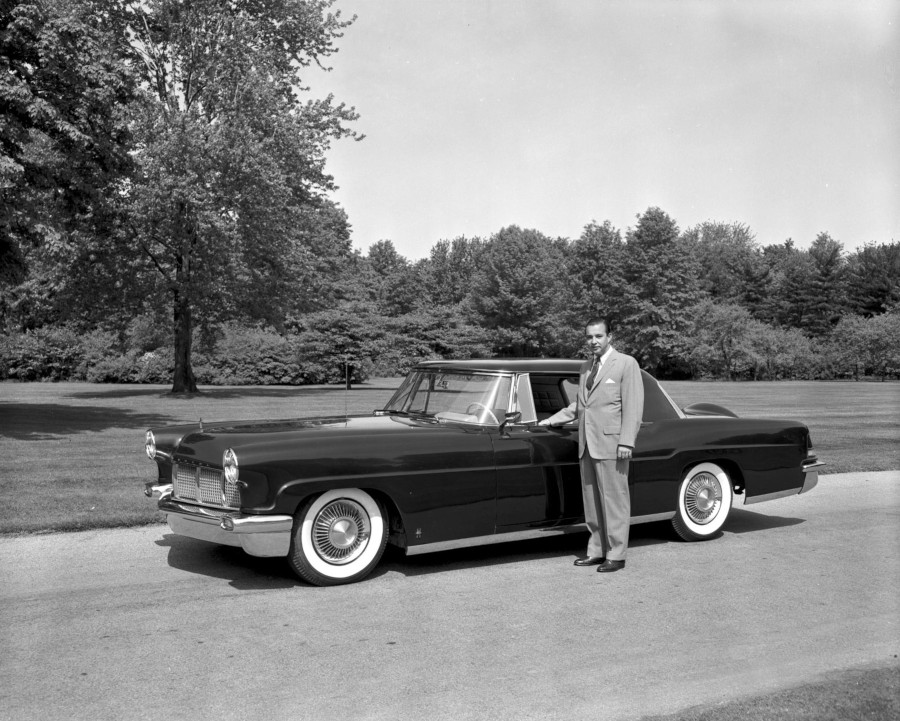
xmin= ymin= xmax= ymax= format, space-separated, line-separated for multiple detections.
xmin=171 ymin=203 xmax=198 ymax=394
xmin=171 ymin=285 xmax=198 ymax=393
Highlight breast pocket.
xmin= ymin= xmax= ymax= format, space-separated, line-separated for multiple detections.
xmin=599 ymin=381 xmax=621 ymax=402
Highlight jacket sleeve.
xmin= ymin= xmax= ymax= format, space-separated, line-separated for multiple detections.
xmin=617 ymin=357 xmax=644 ymax=448
xmin=545 ymin=400 xmax=578 ymax=426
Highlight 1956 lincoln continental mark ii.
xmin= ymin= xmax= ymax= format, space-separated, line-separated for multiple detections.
xmin=144 ymin=359 xmax=823 ymax=585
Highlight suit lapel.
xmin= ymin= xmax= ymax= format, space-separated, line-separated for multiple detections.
xmin=596 ymin=350 xmax=619 ymax=389
xmin=584 ymin=349 xmax=618 ymax=398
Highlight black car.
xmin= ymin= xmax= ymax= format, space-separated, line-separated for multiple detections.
xmin=144 ymin=359 xmax=823 ymax=585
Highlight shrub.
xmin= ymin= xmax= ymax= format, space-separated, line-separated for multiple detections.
xmin=0 ymin=326 xmax=83 ymax=380
xmin=194 ymin=324 xmax=316 ymax=385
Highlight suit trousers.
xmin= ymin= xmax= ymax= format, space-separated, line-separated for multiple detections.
xmin=579 ymin=454 xmax=631 ymax=561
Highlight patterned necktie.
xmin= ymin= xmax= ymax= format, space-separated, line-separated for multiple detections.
xmin=586 ymin=360 xmax=600 ymax=389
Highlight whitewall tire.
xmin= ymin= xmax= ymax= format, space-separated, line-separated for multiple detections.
xmin=671 ymin=462 xmax=733 ymax=541
xmin=288 ymin=489 xmax=388 ymax=586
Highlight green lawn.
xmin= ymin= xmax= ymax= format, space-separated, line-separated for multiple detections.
xmin=640 ymin=661 xmax=899 ymax=721
xmin=1 ymin=378 xmax=898 ymax=534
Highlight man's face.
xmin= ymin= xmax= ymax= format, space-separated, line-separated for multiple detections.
xmin=586 ymin=323 xmax=611 ymax=359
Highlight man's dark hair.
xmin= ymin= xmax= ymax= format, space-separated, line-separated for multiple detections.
xmin=585 ymin=317 xmax=613 ymax=334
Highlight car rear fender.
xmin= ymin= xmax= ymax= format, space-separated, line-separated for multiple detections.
xmin=681 ymin=458 xmax=745 ymax=496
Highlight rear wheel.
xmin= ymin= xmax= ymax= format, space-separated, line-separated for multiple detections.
xmin=288 ymin=489 xmax=388 ymax=586
xmin=671 ymin=463 xmax=733 ymax=541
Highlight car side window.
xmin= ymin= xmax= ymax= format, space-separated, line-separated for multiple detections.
xmin=528 ymin=375 xmax=578 ymax=421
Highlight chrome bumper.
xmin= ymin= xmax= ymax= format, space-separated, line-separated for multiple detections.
xmin=149 ymin=485 xmax=293 ymax=557
xmin=800 ymin=459 xmax=825 ymax=495
xmin=743 ymin=458 xmax=825 ymax=505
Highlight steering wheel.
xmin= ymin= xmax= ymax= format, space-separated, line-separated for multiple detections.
xmin=465 ymin=403 xmax=499 ymax=425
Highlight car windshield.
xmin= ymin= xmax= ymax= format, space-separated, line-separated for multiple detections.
xmin=383 ymin=371 xmax=512 ymax=425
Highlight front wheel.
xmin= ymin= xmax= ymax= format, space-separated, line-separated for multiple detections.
xmin=288 ymin=489 xmax=388 ymax=586
xmin=671 ymin=463 xmax=733 ymax=541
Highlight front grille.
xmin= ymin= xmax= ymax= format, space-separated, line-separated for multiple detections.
xmin=173 ymin=462 xmax=240 ymax=509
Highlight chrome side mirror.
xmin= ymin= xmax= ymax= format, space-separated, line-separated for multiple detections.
xmin=499 ymin=411 xmax=522 ymax=436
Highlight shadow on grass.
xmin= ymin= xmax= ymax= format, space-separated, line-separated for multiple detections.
xmin=0 ymin=403 xmax=172 ymax=439
xmin=69 ymin=382 xmax=400 ymax=401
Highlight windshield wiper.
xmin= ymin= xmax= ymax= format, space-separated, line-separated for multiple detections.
xmin=379 ymin=409 xmax=438 ymax=422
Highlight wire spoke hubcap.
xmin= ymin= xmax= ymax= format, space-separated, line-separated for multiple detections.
xmin=684 ymin=473 xmax=722 ymax=524
xmin=312 ymin=499 xmax=371 ymax=565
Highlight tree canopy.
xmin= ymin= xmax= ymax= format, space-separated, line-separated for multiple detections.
xmin=2 ymin=2 xmax=897 ymax=386
xmin=117 ymin=0 xmax=361 ymax=391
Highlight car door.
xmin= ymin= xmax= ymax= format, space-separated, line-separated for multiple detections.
xmin=493 ymin=374 xmax=584 ymax=529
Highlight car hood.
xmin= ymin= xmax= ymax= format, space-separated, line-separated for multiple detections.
xmin=156 ymin=413 xmax=483 ymax=468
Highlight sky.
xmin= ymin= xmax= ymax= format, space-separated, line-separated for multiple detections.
xmin=308 ymin=0 xmax=899 ymax=260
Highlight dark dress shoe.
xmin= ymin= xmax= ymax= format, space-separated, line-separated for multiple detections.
xmin=573 ymin=556 xmax=605 ymax=566
xmin=597 ymin=560 xmax=625 ymax=573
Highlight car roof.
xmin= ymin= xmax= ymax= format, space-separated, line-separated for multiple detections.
xmin=415 ymin=359 xmax=660 ymax=384
xmin=415 ymin=358 xmax=585 ymax=375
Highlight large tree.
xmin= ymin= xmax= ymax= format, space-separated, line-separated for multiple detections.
xmin=618 ymin=207 xmax=705 ymax=374
xmin=846 ymin=241 xmax=900 ymax=317
xmin=424 ymin=236 xmax=486 ymax=307
xmin=565 ymin=220 xmax=629 ymax=345
xmin=120 ymin=0 xmax=360 ymax=391
xmin=361 ymin=239 xmax=428 ymax=316
xmin=803 ymin=232 xmax=848 ymax=336
xmin=831 ymin=310 xmax=900 ymax=380
xmin=684 ymin=221 xmax=770 ymax=317
xmin=467 ymin=226 xmax=569 ymax=356
xmin=1 ymin=0 xmax=137 ymax=330
xmin=759 ymin=239 xmax=815 ymax=330
xmin=685 ymin=299 xmax=755 ymax=380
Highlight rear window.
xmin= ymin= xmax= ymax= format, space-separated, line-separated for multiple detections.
xmin=642 ymin=372 xmax=681 ymax=422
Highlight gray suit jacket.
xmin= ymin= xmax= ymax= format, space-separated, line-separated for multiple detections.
xmin=545 ymin=348 xmax=644 ymax=459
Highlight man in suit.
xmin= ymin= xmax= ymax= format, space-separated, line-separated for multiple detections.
xmin=539 ymin=318 xmax=644 ymax=572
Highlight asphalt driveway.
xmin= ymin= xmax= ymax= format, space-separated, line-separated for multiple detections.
xmin=1 ymin=471 xmax=898 ymax=721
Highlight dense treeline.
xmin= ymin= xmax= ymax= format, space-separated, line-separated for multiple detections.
xmin=3 ymin=210 xmax=898 ymax=384
xmin=2 ymin=2 xmax=898 ymax=387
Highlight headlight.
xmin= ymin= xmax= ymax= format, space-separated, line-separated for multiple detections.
xmin=223 ymin=448 xmax=239 ymax=484
xmin=145 ymin=430 xmax=156 ymax=460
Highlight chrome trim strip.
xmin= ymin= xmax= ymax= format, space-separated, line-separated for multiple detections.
xmin=405 ymin=525 xmax=588 ymax=556
xmin=799 ymin=460 xmax=824 ymax=495
xmin=743 ymin=487 xmax=802 ymax=505
xmin=159 ymin=497 xmax=228 ymax=522
xmin=405 ymin=512 xmax=676 ymax=557
xmin=657 ymin=382 xmax=687 ymax=419
xmin=222 ymin=514 xmax=294 ymax=535
xmin=630 ymin=511 xmax=676 ymax=524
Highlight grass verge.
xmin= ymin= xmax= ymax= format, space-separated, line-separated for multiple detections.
xmin=641 ymin=659 xmax=899 ymax=721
